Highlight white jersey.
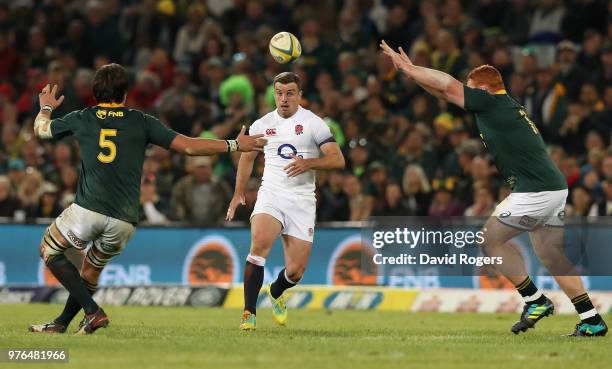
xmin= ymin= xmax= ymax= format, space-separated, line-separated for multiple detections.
xmin=249 ymin=106 xmax=334 ymax=197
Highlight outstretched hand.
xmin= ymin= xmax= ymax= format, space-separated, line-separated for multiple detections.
xmin=379 ymin=40 xmax=413 ymax=72
xmin=236 ymin=125 xmax=267 ymax=152
xmin=39 ymin=84 xmax=65 ymax=110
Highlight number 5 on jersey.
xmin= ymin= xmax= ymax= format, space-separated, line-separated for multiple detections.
xmin=97 ymin=129 xmax=117 ymax=163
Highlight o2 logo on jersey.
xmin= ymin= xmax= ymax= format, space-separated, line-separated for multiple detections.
xmin=265 ymin=128 xmax=277 ymax=136
xmin=277 ymin=143 xmax=298 ymax=159
xmin=294 ymin=124 xmax=303 ymax=135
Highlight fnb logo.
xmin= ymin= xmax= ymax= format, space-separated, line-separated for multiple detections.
xmin=265 ymin=128 xmax=277 ymax=136
xmin=109 ymin=111 xmax=124 ymax=117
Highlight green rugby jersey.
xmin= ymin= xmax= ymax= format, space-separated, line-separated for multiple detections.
xmin=463 ymin=86 xmax=567 ymax=192
xmin=51 ymin=104 xmax=178 ymax=224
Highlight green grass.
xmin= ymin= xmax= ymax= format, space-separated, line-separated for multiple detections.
xmin=1 ymin=304 xmax=610 ymax=369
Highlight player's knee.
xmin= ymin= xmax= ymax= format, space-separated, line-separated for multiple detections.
xmin=39 ymin=226 xmax=70 ymax=264
xmin=85 ymin=246 xmax=114 ymax=270
xmin=536 ymin=253 xmax=558 ymax=270
xmin=250 ymin=233 xmax=273 ymax=256
xmin=80 ymin=263 xmax=101 ymax=285
xmin=285 ymin=266 xmax=305 ymax=283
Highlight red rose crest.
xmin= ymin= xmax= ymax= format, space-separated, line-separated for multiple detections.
xmin=295 ymin=124 xmax=303 ymax=135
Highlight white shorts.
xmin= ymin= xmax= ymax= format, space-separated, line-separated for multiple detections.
xmin=55 ymin=203 xmax=135 ymax=256
xmin=493 ymin=189 xmax=568 ymax=231
xmin=250 ymin=187 xmax=316 ymax=242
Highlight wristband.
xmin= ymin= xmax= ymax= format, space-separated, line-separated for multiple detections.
xmin=226 ymin=140 xmax=239 ymax=152
xmin=41 ymin=104 xmax=53 ymax=113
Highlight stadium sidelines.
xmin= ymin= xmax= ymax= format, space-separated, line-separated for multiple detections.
xmin=224 ymin=285 xmax=419 ymax=311
xmin=224 ymin=286 xmax=612 ymax=313
xmin=411 ymin=288 xmax=612 ymax=314
xmin=2 ymin=285 xmax=612 ymax=314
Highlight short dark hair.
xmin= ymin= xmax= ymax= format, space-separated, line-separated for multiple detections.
xmin=273 ymin=72 xmax=302 ymax=90
xmin=92 ymin=63 xmax=129 ymax=103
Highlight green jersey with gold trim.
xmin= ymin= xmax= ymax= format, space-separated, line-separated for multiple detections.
xmin=51 ymin=104 xmax=177 ymax=223
xmin=463 ymin=86 xmax=566 ymax=192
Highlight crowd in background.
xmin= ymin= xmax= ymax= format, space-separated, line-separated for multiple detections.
xmin=0 ymin=0 xmax=611 ymax=226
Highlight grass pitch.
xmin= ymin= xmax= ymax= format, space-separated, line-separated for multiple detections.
xmin=1 ymin=304 xmax=610 ymax=369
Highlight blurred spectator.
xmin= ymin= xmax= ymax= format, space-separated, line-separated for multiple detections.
xmin=431 ymin=29 xmax=466 ymax=78
xmin=30 ymin=183 xmax=62 ymax=218
xmin=139 ymin=178 xmax=169 ymax=225
xmin=127 ymin=70 xmax=161 ymax=112
xmin=562 ymin=0 xmax=607 ymax=44
xmin=602 ymin=154 xmax=612 ymax=180
xmin=560 ymin=155 xmax=581 ymax=189
xmin=555 ymin=40 xmax=587 ymax=100
xmin=526 ymin=66 xmax=567 ymax=138
xmin=318 ymin=171 xmax=349 ymax=222
xmin=464 ymin=182 xmax=495 ymax=217
xmin=17 ymin=168 xmax=42 ymax=216
xmin=428 ymin=187 xmax=464 ymax=216
xmin=0 ymin=175 xmax=20 ymax=218
xmin=86 ymin=0 xmax=123 ymax=62
xmin=59 ymin=166 xmax=78 ymax=208
xmin=347 ymin=138 xmax=369 ymax=178
xmin=59 ymin=19 xmax=93 ymax=68
xmin=577 ymin=30 xmax=604 ymax=72
xmin=568 ymin=185 xmax=594 ymax=216
xmin=6 ymin=159 xmax=25 ymax=192
xmin=343 ymin=174 xmax=371 ymax=221
xmin=392 ymin=129 xmax=438 ymax=181
xmin=146 ymin=48 xmax=174 ymax=90
xmin=589 ymin=179 xmax=612 ymax=216
xmin=374 ymin=181 xmax=410 ymax=216
xmin=364 ymin=161 xmax=388 ymax=215
xmin=120 ymin=0 xmax=177 ymax=58
xmin=73 ymin=69 xmax=96 ymax=107
xmin=556 ymin=101 xmax=591 ymax=154
xmin=402 ymin=164 xmax=432 ymax=216
xmin=500 ymin=0 xmax=532 ymax=45
xmin=0 ymin=30 xmax=19 ymax=80
xmin=170 ymin=156 xmax=231 ymax=226
xmin=380 ymin=5 xmax=413 ymax=51
xmin=299 ymin=18 xmax=336 ymax=78
xmin=528 ymin=0 xmax=565 ymax=43
xmin=589 ymin=43 xmax=612 ymax=92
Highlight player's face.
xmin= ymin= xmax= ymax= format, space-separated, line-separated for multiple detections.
xmin=274 ymin=82 xmax=302 ymax=118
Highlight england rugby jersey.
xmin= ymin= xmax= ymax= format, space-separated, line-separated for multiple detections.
xmin=249 ymin=106 xmax=334 ymax=196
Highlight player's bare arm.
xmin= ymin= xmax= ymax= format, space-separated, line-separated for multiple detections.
xmin=170 ymin=125 xmax=267 ymax=156
xmin=380 ymin=40 xmax=465 ymax=108
xmin=283 ymin=142 xmax=345 ymax=178
xmin=226 ymin=150 xmax=259 ymax=221
xmin=33 ymin=84 xmax=65 ymax=139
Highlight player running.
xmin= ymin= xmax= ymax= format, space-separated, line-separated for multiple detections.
xmin=226 ymin=72 xmax=345 ymax=330
xmin=28 ymin=63 xmax=266 ymax=335
xmin=380 ymin=41 xmax=607 ymax=337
